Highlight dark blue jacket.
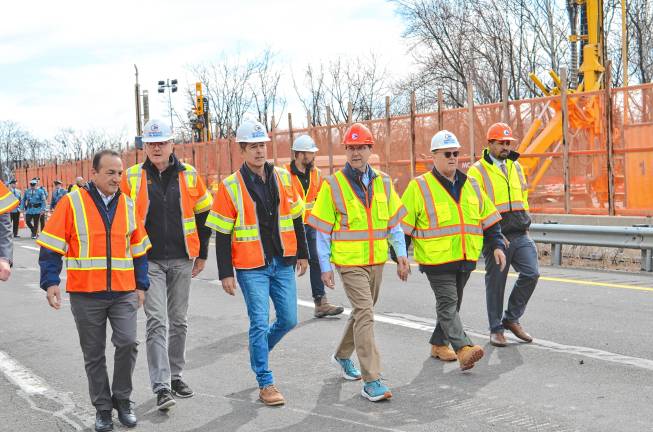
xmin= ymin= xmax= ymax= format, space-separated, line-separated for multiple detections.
xmin=39 ymin=182 xmax=149 ymax=297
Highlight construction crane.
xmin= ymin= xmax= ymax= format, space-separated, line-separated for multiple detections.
xmin=518 ymin=0 xmax=608 ymax=207
xmin=190 ymin=82 xmax=211 ymax=142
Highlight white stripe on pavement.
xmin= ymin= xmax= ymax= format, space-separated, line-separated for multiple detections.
xmin=0 ymin=350 xmax=49 ymax=394
xmin=20 ymin=245 xmax=40 ymax=251
xmin=297 ymin=299 xmax=653 ymax=372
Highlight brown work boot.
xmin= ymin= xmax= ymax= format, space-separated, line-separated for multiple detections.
xmin=490 ymin=332 xmax=508 ymax=347
xmin=502 ymin=320 xmax=533 ymax=342
xmin=430 ymin=344 xmax=457 ymax=362
xmin=314 ymin=297 xmax=344 ymax=318
xmin=259 ymin=385 xmax=285 ymax=406
xmin=456 ymin=345 xmax=484 ymax=371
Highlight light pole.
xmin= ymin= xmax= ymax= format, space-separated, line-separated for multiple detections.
xmin=158 ymin=79 xmax=178 ymax=129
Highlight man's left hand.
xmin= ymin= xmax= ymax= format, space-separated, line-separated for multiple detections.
xmin=0 ymin=260 xmax=11 ymax=281
xmin=397 ymin=256 xmax=411 ymax=282
xmin=192 ymin=258 xmax=206 ymax=278
xmin=296 ymin=259 xmax=308 ymax=276
xmin=137 ymin=290 xmax=145 ymax=308
xmin=494 ymin=248 xmax=507 ymax=272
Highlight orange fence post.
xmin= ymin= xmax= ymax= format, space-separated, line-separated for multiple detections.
xmin=604 ymin=61 xmax=615 ymax=216
xmin=467 ymin=81 xmax=476 ymax=163
xmin=384 ymin=96 xmax=391 ymax=173
xmin=327 ymin=107 xmax=334 ymax=175
xmin=560 ymin=68 xmax=571 ymax=214
xmin=409 ymin=91 xmax=416 ymax=179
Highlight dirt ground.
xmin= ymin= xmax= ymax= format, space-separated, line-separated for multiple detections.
xmin=536 ymin=244 xmax=645 ymax=273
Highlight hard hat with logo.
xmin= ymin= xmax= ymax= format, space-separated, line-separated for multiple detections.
xmin=342 ymin=123 xmax=374 ymax=146
xmin=142 ymin=119 xmax=174 ymax=143
xmin=487 ymin=122 xmax=516 ymax=142
xmin=292 ymin=135 xmax=319 ymax=152
xmin=430 ymin=130 xmax=461 ymax=152
xmin=236 ymin=119 xmax=270 ymax=143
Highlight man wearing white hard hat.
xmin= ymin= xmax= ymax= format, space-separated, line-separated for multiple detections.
xmin=284 ymin=135 xmax=344 ymax=318
xmin=206 ymin=119 xmax=308 ymax=406
xmin=121 ymin=119 xmax=213 ymax=410
xmin=401 ymin=130 xmax=507 ymax=371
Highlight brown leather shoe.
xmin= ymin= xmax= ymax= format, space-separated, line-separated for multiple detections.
xmin=502 ymin=320 xmax=533 ymax=342
xmin=314 ymin=297 xmax=344 ymax=318
xmin=490 ymin=332 xmax=507 ymax=347
xmin=456 ymin=345 xmax=484 ymax=371
xmin=259 ymin=385 xmax=285 ymax=406
xmin=431 ymin=344 xmax=457 ymax=362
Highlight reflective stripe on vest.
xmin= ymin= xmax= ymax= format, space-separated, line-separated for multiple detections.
xmin=69 ymin=191 xmax=90 ymax=258
xmin=65 ymin=257 xmax=134 ymax=270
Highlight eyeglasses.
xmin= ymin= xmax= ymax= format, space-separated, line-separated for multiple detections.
xmin=146 ymin=141 xmax=172 ymax=149
xmin=492 ymin=141 xmax=513 ymax=147
xmin=441 ymin=151 xmax=459 ymax=158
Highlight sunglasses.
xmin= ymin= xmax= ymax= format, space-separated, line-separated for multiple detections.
xmin=440 ymin=151 xmax=459 ymax=158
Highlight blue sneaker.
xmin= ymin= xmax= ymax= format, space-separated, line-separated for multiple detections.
xmin=361 ymin=379 xmax=392 ymax=402
xmin=331 ymin=355 xmax=362 ymax=381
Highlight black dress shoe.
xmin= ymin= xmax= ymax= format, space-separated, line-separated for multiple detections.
xmin=157 ymin=389 xmax=176 ymax=411
xmin=172 ymin=379 xmax=195 ymax=398
xmin=95 ymin=410 xmax=113 ymax=432
xmin=112 ymin=397 xmax=137 ymax=428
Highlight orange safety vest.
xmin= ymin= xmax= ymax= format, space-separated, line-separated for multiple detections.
xmin=37 ymin=188 xmax=151 ymax=293
xmin=121 ymin=163 xmax=213 ymax=259
xmin=0 ymin=182 xmax=20 ymax=214
xmin=206 ymin=166 xmax=304 ymax=270
xmin=284 ymin=162 xmax=322 ymax=221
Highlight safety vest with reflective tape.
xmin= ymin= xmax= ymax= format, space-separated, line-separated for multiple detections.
xmin=0 ymin=182 xmax=19 ymax=214
xmin=205 ymin=166 xmax=304 ymax=270
xmin=401 ymin=171 xmax=501 ymax=265
xmin=37 ymin=188 xmax=152 ymax=293
xmin=283 ymin=163 xmax=322 ymax=221
xmin=307 ymin=168 xmax=406 ymax=267
xmin=120 ymin=162 xmax=213 ymax=258
xmin=467 ymin=149 xmax=529 ymax=214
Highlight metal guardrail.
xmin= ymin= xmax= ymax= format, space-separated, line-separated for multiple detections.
xmin=529 ymin=223 xmax=653 ymax=272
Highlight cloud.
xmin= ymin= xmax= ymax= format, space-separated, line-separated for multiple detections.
xmin=1 ymin=0 xmax=411 ymax=139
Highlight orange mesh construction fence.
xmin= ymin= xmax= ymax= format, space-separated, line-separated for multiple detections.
xmin=14 ymin=84 xmax=653 ymax=216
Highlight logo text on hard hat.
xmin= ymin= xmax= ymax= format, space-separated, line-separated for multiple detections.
xmin=252 ymin=130 xmax=266 ymax=138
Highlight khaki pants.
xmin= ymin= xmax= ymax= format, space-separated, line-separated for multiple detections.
xmin=335 ymin=264 xmax=384 ymax=382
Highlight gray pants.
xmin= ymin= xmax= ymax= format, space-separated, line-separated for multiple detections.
xmin=145 ymin=258 xmax=193 ymax=393
xmin=70 ymin=292 xmax=139 ymax=411
xmin=426 ymin=271 xmax=473 ymax=351
xmin=484 ymin=233 xmax=540 ymax=333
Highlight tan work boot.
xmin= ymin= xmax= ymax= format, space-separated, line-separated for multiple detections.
xmin=314 ymin=297 xmax=344 ymax=318
xmin=456 ymin=345 xmax=484 ymax=371
xmin=430 ymin=344 xmax=457 ymax=362
xmin=259 ymin=385 xmax=285 ymax=406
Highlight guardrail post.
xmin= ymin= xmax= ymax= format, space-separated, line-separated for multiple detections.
xmin=552 ymin=244 xmax=562 ymax=266
xmin=641 ymin=250 xmax=653 ymax=272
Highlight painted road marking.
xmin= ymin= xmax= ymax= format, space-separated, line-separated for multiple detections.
xmin=297 ymin=299 xmax=653 ymax=372
xmin=20 ymin=245 xmax=40 ymax=251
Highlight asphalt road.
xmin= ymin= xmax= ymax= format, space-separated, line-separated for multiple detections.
xmin=1 ymin=232 xmax=652 ymax=432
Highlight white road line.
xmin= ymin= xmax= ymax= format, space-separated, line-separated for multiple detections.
xmin=0 ymin=350 xmax=49 ymax=394
xmin=20 ymin=245 xmax=40 ymax=251
xmin=297 ymin=299 xmax=653 ymax=372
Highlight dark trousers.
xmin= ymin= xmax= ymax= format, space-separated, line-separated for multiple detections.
xmin=426 ymin=271 xmax=473 ymax=351
xmin=10 ymin=212 xmax=19 ymax=237
xmin=70 ymin=292 xmax=139 ymax=411
xmin=25 ymin=214 xmax=40 ymax=237
xmin=304 ymin=225 xmax=326 ymax=301
xmin=39 ymin=213 xmax=46 ymax=232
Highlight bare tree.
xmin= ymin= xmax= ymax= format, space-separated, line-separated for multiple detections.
xmin=250 ymin=48 xmax=286 ymax=131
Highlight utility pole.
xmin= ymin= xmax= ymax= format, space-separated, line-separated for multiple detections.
xmin=158 ymin=79 xmax=178 ymax=129
xmin=134 ymin=65 xmax=142 ymax=137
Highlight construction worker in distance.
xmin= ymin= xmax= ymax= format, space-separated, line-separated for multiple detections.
xmin=8 ymin=179 xmax=22 ymax=238
xmin=402 ymin=130 xmax=506 ymax=371
xmin=50 ymin=179 xmax=68 ymax=210
xmin=22 ymin=178 xmax=47 ymax=239
xmin=37 ymin=149 xmax=151 ymax=432
xmin=467 ymin=122 xmax=540 ymax=347
xmin=307 ymin=122 xmax=410 ymax=402
xmin=38 ymin=178 xmax=48 ymax=232
xmin=121 ymin=119 xmax=213 ymax=410
xmin=206 ymin=118 xmax=309 ymax=406
xmin=0 ymin=179 xmax=20 ymax=281
xmin=284 ymin=135 xmax=344 ymax=318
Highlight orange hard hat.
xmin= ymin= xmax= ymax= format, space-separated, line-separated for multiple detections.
xmin=487 ymin=122 xmax=516 ymax=141
xmin=342 ymin=122 xmax=374 ymax=146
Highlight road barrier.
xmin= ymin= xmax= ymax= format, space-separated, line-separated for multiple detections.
xmin=530 ymin=223 xmax=653 ymax=271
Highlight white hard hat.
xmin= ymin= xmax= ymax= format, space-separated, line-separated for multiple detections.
xmin=236 ymin=119 xmax=270 ymax=143
xmin=430 ymin=130 xmax=461 ymax=152
xmin=291 ymin=135 xmax=318 ymax=152
xmin=142 ymin=119 xmax=174 ymax=143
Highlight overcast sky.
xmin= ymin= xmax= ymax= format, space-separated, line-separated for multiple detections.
xmin=1 ymin=0 xmax=412 ymax=140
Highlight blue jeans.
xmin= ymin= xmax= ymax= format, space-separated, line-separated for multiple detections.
xmin=304 ymin=225 xmax=326 ymax=301
xmin=236 ymin=257 xmax=298 ymax=388
xmin=483 ymin=233 xmax=540 ymax=333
